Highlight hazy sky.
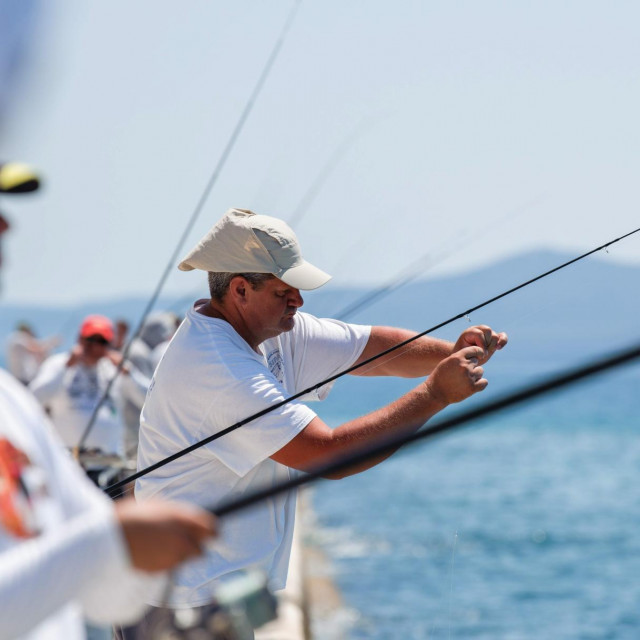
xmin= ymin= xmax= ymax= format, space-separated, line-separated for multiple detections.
xmin=1 ymin=0 xmax=639 ymax=305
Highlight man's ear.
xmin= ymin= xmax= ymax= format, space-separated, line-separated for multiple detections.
xmin=229 ymin=276 xmax=247 ymax=301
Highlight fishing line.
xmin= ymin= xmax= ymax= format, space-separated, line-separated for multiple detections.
xmin=333 ymin=195 xmax=545 ymax=321
xmin=286 ymin=115 xmax=381 ymax=229
xmin=210 ymin=340 xmax=640 ymax=518
xmin=76 ymin=0 xmax=303 ymax=452
xmin=105 ymin=226 xmax=640 ymax=495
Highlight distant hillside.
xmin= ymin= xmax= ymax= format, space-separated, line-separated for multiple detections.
xmin=1 ymin=249 xmax=638 ymax=372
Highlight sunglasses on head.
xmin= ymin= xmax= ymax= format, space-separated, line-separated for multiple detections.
xmin=84 ymin=335 xmax=111 ymax=346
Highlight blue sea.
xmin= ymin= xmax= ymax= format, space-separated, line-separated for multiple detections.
xmin=308 ymin=362 xmax=640 ymax=639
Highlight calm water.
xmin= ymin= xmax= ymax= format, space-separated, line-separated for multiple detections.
xmin=309 ymin=364 xmax=640 ymax=639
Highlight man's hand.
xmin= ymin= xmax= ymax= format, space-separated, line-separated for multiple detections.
xmin=114 ymin=498 xmax=217 ymax=572
xmin=452 ymin=325 xmax=508 ymax=365
xmin=105 ymin=349 xmax=132 ymax=374
xmin=66 ymin=344 xmax=87 ymax=367
xmin=424 ymin=346 xmax=488 ymax=405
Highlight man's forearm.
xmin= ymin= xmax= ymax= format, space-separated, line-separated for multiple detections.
xmin=323 ymin=380 xmax=449 ymax=476
xmin=352 ymin=326 xmax=453 ymax=377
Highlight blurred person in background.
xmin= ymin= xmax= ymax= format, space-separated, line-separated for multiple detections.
xmin=6 ymin=321 xmax=60 ymax=385
xmin=113 ymin=319 xmax=130 ymax=352
xmin=148 ymin=313 xmax=181 ymax=372
xmin=30 ymin=314 xmax=148 ymax=459
xmin=121 ymin=312 xmax=177 ymax=459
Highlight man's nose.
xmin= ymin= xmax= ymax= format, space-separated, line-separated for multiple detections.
xmin=288 ymin=289 xmax=304 ymax=308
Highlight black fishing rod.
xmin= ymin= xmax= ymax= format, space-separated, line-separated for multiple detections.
xmin=76 ymin=0 xmax=302 ymax=452
xmin=212 ymin=340 xmax=640 ymax=517
xmin=105 ymin=225 xmax=640 ymax=495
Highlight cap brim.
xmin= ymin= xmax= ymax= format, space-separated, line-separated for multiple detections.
xmin=279 ymin=260 xmax=332 ymax=291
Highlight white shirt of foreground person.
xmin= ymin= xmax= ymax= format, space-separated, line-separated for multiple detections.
xmin=0 ymin=369 xmax=162 ymax=640
xmin=135 ymin=305 xmax=370 ymax=607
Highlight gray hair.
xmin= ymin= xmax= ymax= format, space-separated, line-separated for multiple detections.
xmin=208 ymin=272 xmax=274 ymax=302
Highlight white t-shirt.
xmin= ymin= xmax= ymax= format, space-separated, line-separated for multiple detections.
xmin=136 ymin=307 xmax=370 ymax=607
xmin=29 ymin=354 xmax=147 ymax=456
xmin=0 ymin=369 xmax=161 ymax=639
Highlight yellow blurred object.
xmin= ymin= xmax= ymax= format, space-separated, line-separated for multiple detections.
xmin=0 ymin=162 xmax=40 ymax=193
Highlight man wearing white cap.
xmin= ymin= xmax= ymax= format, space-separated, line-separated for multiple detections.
xmin=135 ymin=208 xmax=508 ymax=613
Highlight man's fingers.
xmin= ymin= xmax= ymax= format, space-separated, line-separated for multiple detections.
xmin=463 ymin=346 xmax=485 ymax=361
xmin=467 ymin=327 xmax=509 ymax=362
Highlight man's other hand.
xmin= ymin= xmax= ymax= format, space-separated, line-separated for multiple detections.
xmin=425 ymin=346 xmax=488 ymax=404
xmin=115 ymin=498 xmax=217 ymax=572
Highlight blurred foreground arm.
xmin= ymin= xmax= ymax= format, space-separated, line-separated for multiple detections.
xmin=115 ymin=498 xmax=217 ymax=572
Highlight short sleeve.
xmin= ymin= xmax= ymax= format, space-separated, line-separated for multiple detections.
xmin=197 ymin=363 xmax=316 ymax=478
xmin=286 ymin=313 xmax=371 ymax=400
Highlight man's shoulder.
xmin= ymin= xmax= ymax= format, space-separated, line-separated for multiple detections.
xmin=156 ymin=317 xmax=261 ymax=385
xmin=288 ymin=312 xmax=347 ymax=341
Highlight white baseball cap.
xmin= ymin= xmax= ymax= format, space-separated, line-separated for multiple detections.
xmin=178 ymin=208 xmax=332 ymax=291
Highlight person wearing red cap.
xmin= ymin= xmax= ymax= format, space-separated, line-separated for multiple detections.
xmin=29 ymin=314 xmax=148 ymax=457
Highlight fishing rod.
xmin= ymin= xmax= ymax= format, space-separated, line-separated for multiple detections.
xmin=212 ymin=339 xmax=640 ymax=517
xmin=76 ymin=0 xmax=302 ymax=452
xmin=105 ymin=225 xmax=640 ymax=495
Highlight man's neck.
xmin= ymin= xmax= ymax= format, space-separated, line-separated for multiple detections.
xmin=195 ymin=299 xmax=225 ymax=320
xmin=195 ymin=298 xmax=262 ymax=353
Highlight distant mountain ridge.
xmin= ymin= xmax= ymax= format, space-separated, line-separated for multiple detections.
xmin=1 ymin=249 xmax=638 ymax=369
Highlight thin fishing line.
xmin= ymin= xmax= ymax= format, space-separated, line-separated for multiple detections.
xmin=287 ymin=115 xmax=381 ymax=229
xmin=211 ymin=339 xmax=640 ymax=518
xmin=334 ymin=195 xmax=545 ymax=321
xmin=105 ymin=226 xmax=640 ymax=495
xmin=76 ymin=0 xmax=302 ymax=452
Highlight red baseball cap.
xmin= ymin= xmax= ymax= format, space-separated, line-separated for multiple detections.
xmin=79 ymin=315 xmax=114 ymax=343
